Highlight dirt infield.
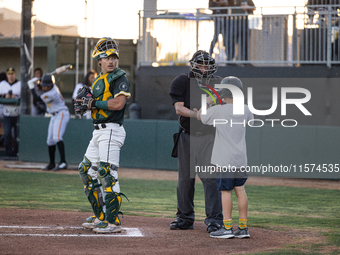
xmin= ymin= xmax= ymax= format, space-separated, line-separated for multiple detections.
xmin=1 ymin=161 xmax=339 ymax=254
xmin=0 ymin=208 xmax=324 ymax=255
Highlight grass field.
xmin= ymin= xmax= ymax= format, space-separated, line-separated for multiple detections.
xmin=0 ymin=169 xmax=339 ymax=254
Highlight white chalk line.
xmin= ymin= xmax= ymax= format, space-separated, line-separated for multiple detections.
xmin=0 ymin=225 xmax=143 ymax=237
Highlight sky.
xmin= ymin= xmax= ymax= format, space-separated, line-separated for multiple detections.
xmin=0 ymin=0 xmax=307 ymax=39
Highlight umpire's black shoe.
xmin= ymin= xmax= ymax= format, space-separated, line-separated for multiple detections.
xmin=43 ymin=163 xmax=55 ymax=170
xmin=53 ymin=162 xmax=67 ymax=171
xmin=207 ymin=222 xmax=222 ymax=233
xmin=170 ymin=219 xmax=193 ymax=230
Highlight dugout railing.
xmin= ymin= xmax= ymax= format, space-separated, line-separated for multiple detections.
xmin=137 ymin=4 xmax=340 ymax=67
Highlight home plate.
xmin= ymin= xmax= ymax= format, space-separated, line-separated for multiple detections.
xmin=0 ymin=225 xmax=143 ymax=237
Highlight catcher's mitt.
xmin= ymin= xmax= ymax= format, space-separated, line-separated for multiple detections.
xmin=74 ymin=86 xmax=94 ymax=116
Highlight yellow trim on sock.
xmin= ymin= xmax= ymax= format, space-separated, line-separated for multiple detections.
xmin=239 ymin=218 xmax=247 ymax=229
xmin=223 ymin=219 xmax=232 ymax=230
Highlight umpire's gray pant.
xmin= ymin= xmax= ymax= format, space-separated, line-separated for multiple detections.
xmin=176 ymin=131 xmax=223 ymax=226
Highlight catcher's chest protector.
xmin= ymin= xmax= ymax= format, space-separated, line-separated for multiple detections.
xmin=91 ymin=69 xmax=125 ymax=120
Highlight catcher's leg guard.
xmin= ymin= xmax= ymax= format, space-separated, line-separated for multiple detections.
xmin=99 ymin=162 xmax=127 ymax=225
xmin=79 ymin=157 xmax=105 ymax=221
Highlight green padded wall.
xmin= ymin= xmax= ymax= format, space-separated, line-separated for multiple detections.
xmin=18 ymin=116 xmax=178 ymax=170
xmin=19 ymin=116 xmax=340 ymax=178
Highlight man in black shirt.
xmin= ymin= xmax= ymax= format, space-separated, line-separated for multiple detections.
xmin=169 ymin=50 xmax=223 ymax=233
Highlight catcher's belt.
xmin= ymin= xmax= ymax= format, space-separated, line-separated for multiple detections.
xmin=94 ymin=123 xmax=122 ymax=130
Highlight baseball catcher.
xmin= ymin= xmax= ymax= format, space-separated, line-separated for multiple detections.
xmin=76 ymin=37 xmax=131 ymax=234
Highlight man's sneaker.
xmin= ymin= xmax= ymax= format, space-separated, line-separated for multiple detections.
xmin=53 ymin=162 xmax=67 ymax=171
xmin=170 ymin=219 xmax=193 ymax=230
xmin=234 ymin=227 xmax=250 ymax=238
xmin=82 ymin=216 xmax=101 ymax=229
xmin=92 ymin=221 xmax=122 ymax=234
xmin=210 ymin=227 xmax=234 ymax=239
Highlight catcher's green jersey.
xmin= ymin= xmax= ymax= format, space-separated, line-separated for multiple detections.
xmin=91 ymin=68 xmax=131 ymax=124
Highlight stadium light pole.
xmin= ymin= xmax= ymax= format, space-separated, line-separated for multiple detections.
xmin=20 ymin=0 xmax=34 ymax=115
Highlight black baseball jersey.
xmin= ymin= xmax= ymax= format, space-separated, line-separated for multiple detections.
xmin=169 ymin=72 xmax=221 ymax=134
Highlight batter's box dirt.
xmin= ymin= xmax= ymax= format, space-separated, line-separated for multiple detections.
xmin=0 ymin=208 xmax=325 ymax=255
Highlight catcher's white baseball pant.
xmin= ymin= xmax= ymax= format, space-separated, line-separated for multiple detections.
xmin=84 ymin=123 xmax=126 ymax=193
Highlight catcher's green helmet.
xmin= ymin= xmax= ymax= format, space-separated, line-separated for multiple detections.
xmin=92 ymin=37 xmax=119 ymax=60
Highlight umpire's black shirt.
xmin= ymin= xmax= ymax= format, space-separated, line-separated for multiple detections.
xmin=169 ymin=72 xmax=219 ymax=135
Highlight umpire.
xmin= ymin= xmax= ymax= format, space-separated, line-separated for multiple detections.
xmin=169 ymin=50 xmax=223 ymax=232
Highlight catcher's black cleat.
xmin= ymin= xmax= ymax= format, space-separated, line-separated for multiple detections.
xmin=207 ymin=222 xmax=222 ymax=233
xmin=43 ymin=163 xmax=55 ymax=170
xmin=170 ymin=219 xmax=193 ymax=230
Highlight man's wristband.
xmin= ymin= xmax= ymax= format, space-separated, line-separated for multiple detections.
xmin=94 ymin=100 xmax=109 ymax=110
xmin=90 ymin=100 xmax=97 ymax=109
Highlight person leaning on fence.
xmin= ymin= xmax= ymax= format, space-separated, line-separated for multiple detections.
xmin=0 ymin=72 xmax=6 ymax=135
xmin=306 ymin=0 xmax=340 ymax=24
xmin=197 ymin=76 xmax=253 ymax=239
xmin=228 ymin=0 xmax=255 ymax=62
xmin=0 ymin=67 xmax=21 ymax=159
xmin=209 ymin=0 xmax=234 ymax=56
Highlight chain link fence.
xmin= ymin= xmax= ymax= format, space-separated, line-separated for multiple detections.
xmin=138 ymin=3 xmax=340 ymax=67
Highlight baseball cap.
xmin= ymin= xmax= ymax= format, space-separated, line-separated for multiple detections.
xmin=6 ymin=67 xmax=15 ymax=74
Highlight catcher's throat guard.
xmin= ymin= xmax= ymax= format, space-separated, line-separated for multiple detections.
xmin=79 ymin=157 xmax=105 ymax=221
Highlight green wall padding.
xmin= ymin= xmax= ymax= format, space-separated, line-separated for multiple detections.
xmin=18 ymin=116 xmax=340 ymax=178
